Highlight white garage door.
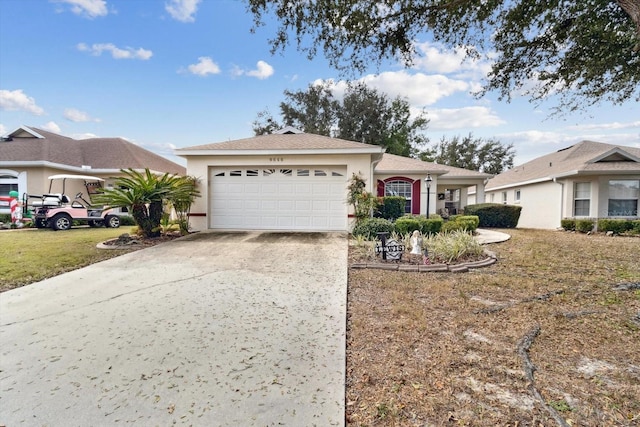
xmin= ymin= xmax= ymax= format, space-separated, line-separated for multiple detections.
xmin=209 ymin=166 xmax=348 ymax=231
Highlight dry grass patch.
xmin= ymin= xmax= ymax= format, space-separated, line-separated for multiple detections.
xmin=347 ymin=229 xmax=640 ymax=426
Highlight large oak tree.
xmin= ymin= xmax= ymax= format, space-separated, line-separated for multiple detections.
xmin=246 ymin=0 xmax=640 ymax=112
xmin=419 ymin=133 xmax=515 ymax=174
xmin=253 ymin=81 xmax=429 ymax=157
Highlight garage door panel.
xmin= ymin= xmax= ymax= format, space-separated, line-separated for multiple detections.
xmin=295 ymin=216 xmax=311 ymax=227
xmin=261 ymin=200 xmax=277 ymax=210
xmin=244 ymin=183 xmax=260 ymax=194
xmin=245 ymin=200 xmax=260 ymax=210
xmin=278 ymin=200 xmax=295 ymax=210
xmin=296 ymin=200 xmax=311 ymax=210
xmin=262 ymin=183 xmax=277 ymax=194
xmin=209 ymin=166 xmax=347 ymax=231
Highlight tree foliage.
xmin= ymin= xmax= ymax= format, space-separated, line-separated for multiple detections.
xmin=94 ymin=169 xmax=199 ymax=238
xmin=253 ymin=81 xmax=429 ymax=156
xmin=418 ymin=134 xmax=514 ymax=174
xmin=246 ymin=0 xmax=640 ymax=111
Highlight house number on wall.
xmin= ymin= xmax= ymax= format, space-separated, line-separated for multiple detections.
xmin=269 ymin=157 xmax=284 ymax=162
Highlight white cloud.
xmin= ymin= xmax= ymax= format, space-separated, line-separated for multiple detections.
xmin=73 ymin=132 xmax=99 ymax=140
xmin=567 ymin=121 xmax=640 ymax=131
xmin=77 ymin=43 xmax=153 ymax=60
xmin=41 ymin=121 xmax=61 ymax=133
xmin=165 ymin=0 xmax=201 ymax=23
xmin=413 ymin=42 xmax=492 ymax=77
xmin=53 ymin=0 xmax=108 ymax=18
xmin=0 ymin=89 xmax=45 ymax=115
xmin=323 ymin=71 xmax=469 ymax=106
xmin=246 ymin=61 xmax=275 ymax=80
xmin=234 ymin=60 xmax=275 ymax=80
xmin=0 ymin=124 xmax=7 ymax=136
xmin=186 ymin=57 xmax=221 ymax=76
xmin=426 ymin=107 xmax=505 ymax=130
xmin=64 ymin=108 xmax=100 ymax=123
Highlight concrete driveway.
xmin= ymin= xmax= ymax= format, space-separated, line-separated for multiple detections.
xmin=0 ymin=231 xmax=347 ymax=426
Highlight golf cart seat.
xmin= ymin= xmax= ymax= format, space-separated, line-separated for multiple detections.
xmin=31 ymin=193 xmax=66 ymax=207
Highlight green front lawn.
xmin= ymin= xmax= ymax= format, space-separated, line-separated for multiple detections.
xmin=0 ymin=227 xmax=137 ymax=292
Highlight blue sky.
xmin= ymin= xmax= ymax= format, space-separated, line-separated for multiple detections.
xmin=1 ymin=0 xmax=638 ymax=168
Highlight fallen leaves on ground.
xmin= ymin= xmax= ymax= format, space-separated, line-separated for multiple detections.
xmin=346 ymin=229 xmax=640 ymax=426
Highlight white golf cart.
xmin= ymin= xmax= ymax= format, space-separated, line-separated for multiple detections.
xmin=24 ymin=174 xmax=121 ymax=230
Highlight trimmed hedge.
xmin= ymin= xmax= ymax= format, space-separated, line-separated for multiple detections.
xmin=351 ymin=217 xmax=395 ymax=239
xmin=375 ymin=196 xmax=406 ymax=221
xmin=442 ymin=215 xmax=480 ymax=233
xmin=575 ymin=219 xmax=595 ymax=233
xmin=561 ymin=218 xmax=576 ymax=231
xmin=464 ymin=203 xmax=522 ymax=228
xmin=597 ymin=218 xmax=640 ymax=234
xmin=394 ymin=215 xmax=443 ymax=235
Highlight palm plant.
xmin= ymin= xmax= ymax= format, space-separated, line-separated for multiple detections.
xmin=166 ymin=175 xmax=200 ymax=235
xmin=94 ymin=169 xmax=199 ymax=238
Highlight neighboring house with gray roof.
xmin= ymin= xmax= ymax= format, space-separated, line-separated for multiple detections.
xmin=176 ymin=128 xmax=489 ymax=232
xmin=471 ymin=140 xmax=640 ymax=229
xmin=0 ymin=126 xmax=186 ymax=215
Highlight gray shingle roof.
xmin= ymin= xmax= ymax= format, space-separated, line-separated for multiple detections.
xmin=486 ymin=140 xmax=640 ymax=190
xmin=0 ymin=126 xmax=185 ymax=175
xmin=375 ymin=153 xmax=492 ymax=178
xmin=177 ymin=132 xmax=385 ymax=152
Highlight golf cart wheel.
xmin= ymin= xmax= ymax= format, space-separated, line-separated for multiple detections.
xmin=88 ymin=220 xmax=102 ymax=228
xmin=105 ymin=215 xmax=120 ymax=228
xmin=51 ymin=214 xmax=72 ymax=231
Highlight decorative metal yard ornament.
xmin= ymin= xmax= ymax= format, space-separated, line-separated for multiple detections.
xmin=374 ymin=232 xmax=405 ymax=261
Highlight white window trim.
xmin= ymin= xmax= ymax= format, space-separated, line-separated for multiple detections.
xmin=573 ymin=182 xmax=591 ymax=217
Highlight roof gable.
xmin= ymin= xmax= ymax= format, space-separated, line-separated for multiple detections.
xmin=486 ymin=141 xmax=640 ymax=190
xmin=7 ymin=125 xmax=45 ymax=139
xmin=0 ymin=126 xmax=185 ymax=175
xmin=177 ymin=132 xmax=385 ymax=154
xmin=375 ymin=153 xmax=492 ymax=178
xmin=588 ymin=147 xmax=640 ymax=164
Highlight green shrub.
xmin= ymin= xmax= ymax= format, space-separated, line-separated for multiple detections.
xmin=441 ymin=215 xmax=479 ymax=233
xmin=417 ymin=216 xmax=443 ymax=235
xmin=575 ymin=219 xmax=595 ymax=233
xmin=464 ymin=203 xmax=522 ymax=228
xmin=394 ymin=216 xmax=420 ymax=235
xmin=0 ymin=213 xmax=11 ymax=223
xmin=441 ymin=221 xmax=459 ymax=233
xmin=118 ymin=215 xmax=137 ymax=226
xmin=561 ymin=218 xmax=576 ymax=231
xmin=352 ymin=217 xmax=394 ymax=239
xmin=394 ymin=215 xmax=443 ymax=235
xmin=597 ymin=218 xmax=632 ymax=234
xmin=375 ymin=196 xmax=406 ymax=221
xmin=425 ymin=230 xmax=484 ymax=263
xmin=631 ymin=220 xmax=640 ymax=234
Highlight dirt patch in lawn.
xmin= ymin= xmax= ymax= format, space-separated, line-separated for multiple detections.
xmin=346 ymin=229 xmax=640 ymax=426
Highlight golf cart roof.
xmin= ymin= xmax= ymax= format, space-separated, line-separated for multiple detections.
xmin=47 ymin=174 xmax=105 ymax=182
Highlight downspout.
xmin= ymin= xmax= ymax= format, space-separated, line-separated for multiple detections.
xmin=553 ymin=177 xmax=564 ymax=227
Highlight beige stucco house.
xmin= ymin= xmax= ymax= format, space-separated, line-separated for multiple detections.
xmin=0 ymin=126 xmax=185 ymax=215
xmin=176 ymin=128 xmax=490 ymax=232
xmin=471 ymin=140 xmax=640 ymax=229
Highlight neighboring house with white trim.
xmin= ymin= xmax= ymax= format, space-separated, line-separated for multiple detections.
xmin=0 ymin=126 xmax=185 ymax=215
xmin=470 ymin=141 xmax=640 ymax=229
xmin=176 ymin=128 xmax=490 ymax=232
